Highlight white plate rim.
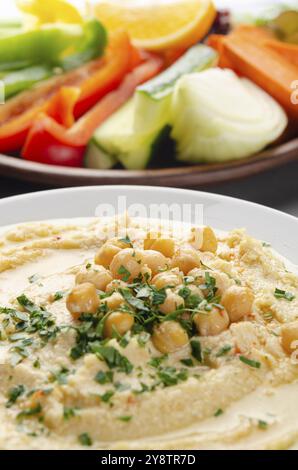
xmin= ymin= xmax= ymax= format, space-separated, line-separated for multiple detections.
xmin=0 ymin=185 xmax=297 ymax=264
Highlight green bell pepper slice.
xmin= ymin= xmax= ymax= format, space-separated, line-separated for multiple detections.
xmin=2 ymin=65 xmax=53 ymax=99
xmin=0 ymin=19 xmax=107 ymax=100
xmin=0 ymin=19 xmax=107 ymax=72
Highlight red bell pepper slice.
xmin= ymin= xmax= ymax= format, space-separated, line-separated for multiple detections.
xmin=22 ymin=53 xmax=163 ymax=167
xmin=0 ymin=31 xmax=139 ymax=154
xmin=46 ymin=86 xmax=81 ymax=127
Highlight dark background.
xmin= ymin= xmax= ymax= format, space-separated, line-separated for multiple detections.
xmin=1 ymin=160 xmax=297 ymax=217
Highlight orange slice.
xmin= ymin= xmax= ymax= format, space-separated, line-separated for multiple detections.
xmin=93 ymin=0 xmax=216 ymax=51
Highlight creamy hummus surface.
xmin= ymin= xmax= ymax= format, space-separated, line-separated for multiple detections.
xmin=0 ymin=216 xmax=298 ymax=450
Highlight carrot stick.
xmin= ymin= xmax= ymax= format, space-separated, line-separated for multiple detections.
xmin=209 ymin=28 xmax=298 ymax=120
xmin=264 ymin=39 xmax=298 ymax=67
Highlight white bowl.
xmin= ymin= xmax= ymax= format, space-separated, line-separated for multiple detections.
xmin=0 ymin=185 xmax=297 ymax=265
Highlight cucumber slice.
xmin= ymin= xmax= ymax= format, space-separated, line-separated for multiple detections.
xmin=134 ymin=44 xmax=218 ymax=132
xmin=84 ymin=139 xmax=117 ymax=169
xmin=92 ymin=99 xmax=163 ymax=170
xmin=90 ymin=45 xmax=217 ymax=169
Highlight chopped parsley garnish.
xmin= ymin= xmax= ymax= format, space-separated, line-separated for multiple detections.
xmin=79 ymin=432 xmax=92 ymax=446
xmin=133 ymin=382 xmax=150 ymax=394
xmin=274 ymin=288 xmax=295 ymax=301
xmin=63 ymin=407 xmax=77 ymax=420
xmin=53 ymin=291 xmax=64 ymax=301
xmin=120 ymin=288 xmax=149 ymax=312
xmin=118 ymin=415 xmax=132 ymax=422
xmin=50 ymin=367 xmax=70 ymax=385
xmin=28 ymin=274 xmax=40 ymax=284
xmin=94 ymin=370 xmax=114 ymax=384
xmin=258 ymin=419 xmax=268 ymax=430
xmin=17 ymin=403 xmax=42 ymax=420
xmin=118 ymin=235 xmax=133 ymax=247
xmin=180 ymin=358 xmax=194 ymax=367
xmin=157 ymin=366 xmax=188 ymax=387
xmin=16 ymin=295 xmax=60 ymax=343
xmin=190 ymin=340 xmax=202 ymax=363
xmin=216 ymin=345 xmax=232 ymax=357
xmin=200 ymin=272 xmax=218 ymax=302
xmin=118 ymin=265 xmax=131 ymax=282
xmin=178 ymin=287 xmax=191 ymax=300
xmin=6 ymin=384 xmax=25 ymax=408
xmin=33 ymin=358 xmax=41 ymax=369
xmin=148 ymin=355 xmax=167 ymax=368
xmin=214 ymin=408 xmax=224 ymax=417
xmin=136 ymin=285 xmax=151 ymax=299
xmin=86 ymin=263 xmax=92 ymax=270
xmin=151 ymin=288 xmax=167 ymax=306
xmin=239 ymin=356 xmax=261 ymax=369
xmin=100 ymin=390 xmax=114 ymax=403
xmin=115 ymin=382 xmax=131 ymax=392
xmin=91 ymin=344 xmax=133 ymax=374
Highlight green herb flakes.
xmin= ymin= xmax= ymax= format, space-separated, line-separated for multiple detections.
xmin=274 ymin=288 xmax=295 ymax=301
xmin=6 ymin=384 xmax=25 ymax=408
xmin=180 ymin=358 xmax=194 ymax=367
xmin=94 ymin=370 xmax=113 ymax=384
xmin=53 ymin=291 xmax=64 ymax=301
xmin=216 ymin=345 xmax=232 ymax=357
xmin=118 ymin=265 xmax=131 ymax=282
xmin=258 ymin=419 xmax=268 ymax=430
xmin=239 ymin=356 xmax=261 ymax=369
xmin=100 ymin=390 xmax=114 ymax=403
xmin=63 ymin=407 xmax=77 ymax=420
xmin=17 ymin=403 xmax=42 ymax=420
xmin=118 ymin=415 xmax=132 ymax=422
xmin=79 ymin=432 xmax=92 ymax=446
xmin=190 ymin=340 xmax=202 ymax=363
xmin=118 ymin=235 xmax=133 ymax=247
xmin=157 ymin=367 xmax=188 ymax=387
xmin=91 ymin=344 xmax=133 ymax=374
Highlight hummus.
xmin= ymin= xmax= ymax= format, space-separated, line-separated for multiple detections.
xmin=0 ymin=215 xmax=298 ymax=450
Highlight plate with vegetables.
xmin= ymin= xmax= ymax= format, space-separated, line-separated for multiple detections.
xmin=0 ymin=0 xmax=297 ymax=187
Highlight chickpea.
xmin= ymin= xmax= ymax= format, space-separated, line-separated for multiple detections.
xmin=66 ymin=282 xmax=100 ymax=320
xmin=281 ymin=321 xmax=298 ymax=355
xmin=151 ymin=269 xmax=182 ymax=290
xmin=110 ymin=248 xmax=143 ymax=281
xmin=104 ymin=311 xmax=134 ymax=338
xmin=95 ymin=238 xmax=128 ymax=268
xmin=189 ymin=226 xmax=218 ymax=253
xmin=106 ymin=279 xmax=128 ymax=293
xmin=103 ymin=292 xmax=125 ymax=310
xmin=152 ymin=321 xmax=189 ymax=354
xmin=141 ymin=249 xmax=168 ymax=276
xmin=188 ymin=268 xmax=232 ymax=297
xmin=193 ymin=307 xmax=230 ymax=337
xmin=171 ymin=246 xmax=201 ymax=274
xmin=76 ymin=265 xmax=112 ymax=291
xmin=144 ymin=237 xmax=175 ymax=258
xmin=159 ymin=289 xmax=184 ymax=315
xmin=221 ymin=285 xmax=254 ymax=322
xmin=185 ymin=284 xmax=204 ymax=298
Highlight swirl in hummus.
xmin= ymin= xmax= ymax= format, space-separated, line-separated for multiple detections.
xmin=0 ymin=216 xmax=298 ymax=450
